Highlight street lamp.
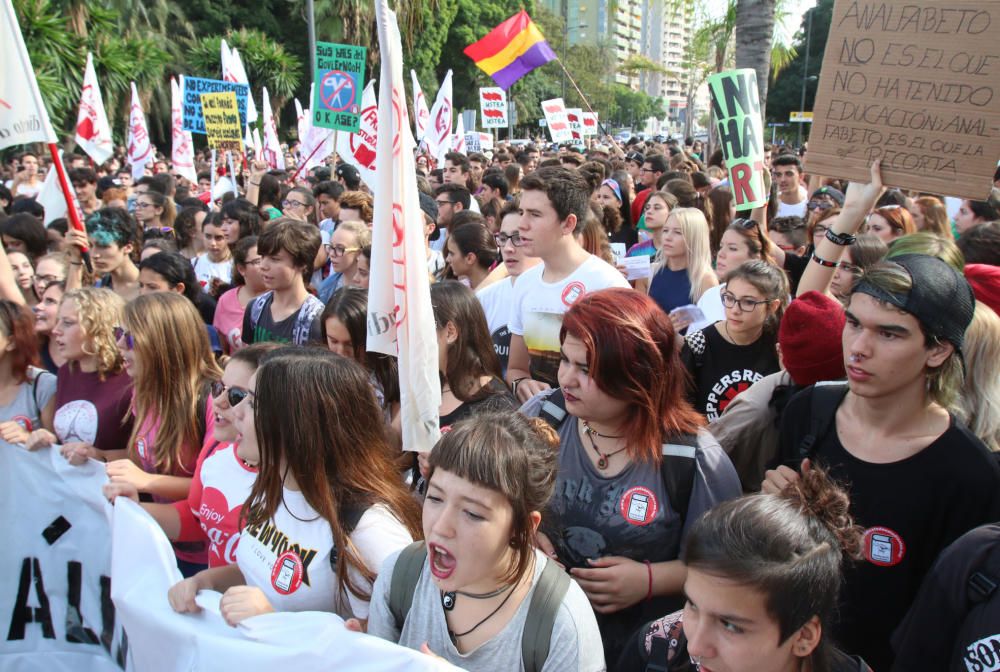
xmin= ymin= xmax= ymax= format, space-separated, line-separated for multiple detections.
xmin=797 ymin=7 xmax=814 ymax=148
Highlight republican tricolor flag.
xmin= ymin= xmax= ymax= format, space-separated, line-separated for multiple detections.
xmin=464 ymin=10 xmax=556 ymax=90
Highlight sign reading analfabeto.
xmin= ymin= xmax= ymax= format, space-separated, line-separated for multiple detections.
xmin=806 ymin=0 xmax=1000 ymax=200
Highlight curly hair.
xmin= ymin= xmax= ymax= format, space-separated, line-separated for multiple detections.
xmin=62 ymin=288 xmax=125 ymax=379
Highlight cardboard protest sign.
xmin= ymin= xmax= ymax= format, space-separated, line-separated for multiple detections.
xmin=541 ymin=98 xmax=573 ymax=143
xmin=806 ymin=0 xmax=1000 ymax=199
xmin=182 ymin=77 xmax=248 ymax=134
xmin=566 ymin=108 xmax=584 ymax=140
xmin=708 ymin=69 xmax=767 ymax=209
xmin=478 ymin=132 xmax=494 ymax=150
xmin=313 ymin=42 xmax=367 ymax=132
xmin=464 ymin=132 xmax=481 ymax=153
xmin=200 ymin=91 xmax=243 ymax=151
xmin=479 ymin=87 xmax=508 ymax=128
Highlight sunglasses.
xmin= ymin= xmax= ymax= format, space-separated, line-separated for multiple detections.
xmin=211 ymin=380 xmax=252 ymax=407
xmin=807 ymin=200 xmax=834 ymax=211
xmin=113 ymin=326 xmax=134 ymax=350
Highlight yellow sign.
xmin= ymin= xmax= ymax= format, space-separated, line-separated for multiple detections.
xmin=790 ymin=111 xmax=814 ymax=122
xmin=200 ymin=91 xmax=243 ymax=151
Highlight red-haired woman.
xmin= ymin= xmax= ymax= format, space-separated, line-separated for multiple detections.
xmin=521 ymin=287 xmax=740 ymax=662
xmin=0 ymin=300 xmax=57 ymax=448
xmin=866 ymin=205 xmax=915 ymax=244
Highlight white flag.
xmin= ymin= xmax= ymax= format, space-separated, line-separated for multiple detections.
xmin=36 ymin=158 xmax=84 ymax=225
xmin=294 ymin=96 xmax=307 ymax=147
xmin=452 ymin=115 xmax=466 ymax=153
xmin=127 ymin=82 xmax=153 ymax=181
xmin=74 ymin=52 xmax=114 ymax=165
xmin=335 ymin=80 xmax=377 ymax=188
xmin=410 ymin=70 xmax=430 ymax=142
xmin=230 ymin=47 xmax=258 ymax=124
xmin=221 ymin=39 xmax=236 ymax=81
xmin=425 ymin=70 xmax=453 ymax=165
xmin=369 ymin=0 xmax=440 ymax=453
xmin=252 ymin=127 xmax=263 ymax=161
xmin=0 ymin=0 xmax=58 ymax=149
xmin=171 ymin=76 xmax=197 ymax=183
xmin=261 ymin=86 xmax=285 ymax=171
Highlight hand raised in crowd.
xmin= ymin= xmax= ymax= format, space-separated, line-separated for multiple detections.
xmin=102 ymin=480 xmax=139 ymax=503
xmin=61 ymin=442 xmax=101 ymax=465
xmin=25 ymin=428 xmax=57 ymax=451
xmin=106 ymin=458 xmax=154 ymax=491
xmin=570 ymin=555 xmax=649 ymax=614
xmin=0 ymin=420 xmax=30 ymax=445
xmin=219 ymin=585 xmax=274 ymax=626
xmin=761 ymin=458 xmax=811 ymax=495
xmin=64 ymin=229 xmax=89 ymax=263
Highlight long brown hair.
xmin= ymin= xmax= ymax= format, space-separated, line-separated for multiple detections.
xmin=124 ymin=292 xmax=221 ymax=473
xmin=244 ymin=348 xmax=422 ymax=604
xmin=431 ymin=281 xmax=504 ymax=402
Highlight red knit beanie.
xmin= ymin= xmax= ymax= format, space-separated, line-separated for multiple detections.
xmin=778 ymin=291 xmax=847 ymax=386
xmin=965 ymin=264 xmax=1000 ymax=316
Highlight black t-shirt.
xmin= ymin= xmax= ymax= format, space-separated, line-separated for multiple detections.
xmin=892 ymin=524 xmax=1000 ymax=671
xmin=680 ymin=323 xmax=780 ymax=422
xmin=782 ymin=247 xmax=811 ymax=296
xmin=779 ymin=387 xmax=1000 ymax=671
xmin=438 ymin=378 xmax=516 ymax=432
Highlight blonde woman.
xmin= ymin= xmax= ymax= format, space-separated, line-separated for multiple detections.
xmin=105 ymin=292 xmax=222 ymax=575
xmin=639 ymin=206 xmax=717 ymax=332
xmin=26 ymin=288 xmax=133 ymax=461
xmin=954 ymin=303 xmax=1000 ymax=452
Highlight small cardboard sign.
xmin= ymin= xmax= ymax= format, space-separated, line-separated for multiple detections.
xmin=582 ymin=112 xmax=599 ymax=136
xmin=566 ymin=108 xmax=584 ymax=140
xmin=541 ymin=98 xmax=573 ymax=143
xmin=200 ymin=91 xmax=243 ymax=151
xmin=313 ymin=42 xmax=367 ymax=132
xmin=182 ymin=77 xmax=248 ymax=134
xmin=479 ymin=87 xmax=508 ymax=128
xmin=708 ymin=69 xmax=767 ymax=209
xmin=806 ymin=0 xmax=1000 ymax=200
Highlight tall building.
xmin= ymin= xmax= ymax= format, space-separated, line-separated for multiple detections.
xmin=548 ymin=0 xmax=643 ymax=89
xmin=641 ymin=0 xmax=695 ymax=133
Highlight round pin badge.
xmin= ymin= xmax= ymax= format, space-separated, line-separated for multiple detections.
xmin=862 ymin=526 xmax=906 ymax=567
xmin=619 ymin=486 xmax=659 ymax=527
xmin=270 ymin=550 xmax=304 ymax=595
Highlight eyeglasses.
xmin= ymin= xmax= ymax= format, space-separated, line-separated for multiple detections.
xmin=435 ymin=199 xmax=453 ymax=207
xmin=211 ymin=380 xmax=252 ymax=408
xmin=721 ymin=292 xmax=771 ymax=312
xmin=134 ymin=202 xmax=154 ymax=209
xmin=113 ymin=326 xmax=134 ymax=350
xmin=639 ymin=167 xmax=656 ymax=174
xmin=807 ymin=200 xmax=834 ymax=211
xmin=325 ymin=244 xmax=360 ymax=257
xmin=769 ymin=217 xmax=805 ymax=233
xmin=494 ymin=232 xmax=524 ymax=247
xmin=282 ymin=199 xmax=308 ymax=209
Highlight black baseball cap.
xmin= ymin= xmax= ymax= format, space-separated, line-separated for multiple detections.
xmin=335 ymin=163 xmax=360 ymax=185
xmin=626 ymin=151 xmax=645 ymax=165
xmin=419 ymin=191 xmax=440 ymax=240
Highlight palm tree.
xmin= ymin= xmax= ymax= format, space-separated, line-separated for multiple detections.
xmin=735 ymin=0 xmax=778 ymax=114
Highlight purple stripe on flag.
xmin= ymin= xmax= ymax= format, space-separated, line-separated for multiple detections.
xmin=491 ymin=41 xmax=557 ymax=90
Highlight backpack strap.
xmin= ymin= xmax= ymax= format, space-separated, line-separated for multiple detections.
xmin=660 ymin=433 xmax=699 ymax=522
xmin=683 ymin=330 xmax=707 ymax=369
xmin=537 ymin=389 xmax=568 ymax=430
xmin=798 ymin=382 xmax=849 ymax=461
xmin=30 ymin=368 xmax=42 ymax=421
xmin=249 ymin=292 xmax=270 ymax=329
xmin=521 ymin=558 xmax=571 ymax=672
xmin=329 ymin=504 xmax=369 ymax=571
xmin=388 ymin=541 xmax=428 ymax=631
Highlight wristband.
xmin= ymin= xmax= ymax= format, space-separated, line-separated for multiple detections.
xmin=811 ymin=253 xmax=840 ymax=268
xmin=644 ymin=560 xmax=653 ymax=601
xmin=511 ymin=377 xmax=528 ymax=396
xmin=825 ymin=228 xmax=857 ymax=246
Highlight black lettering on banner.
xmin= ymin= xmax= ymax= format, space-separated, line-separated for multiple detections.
xmin=7 ymin=557 xmax=55 ymax=641
xmin=65 ymin=561 xmax=100 ymax=645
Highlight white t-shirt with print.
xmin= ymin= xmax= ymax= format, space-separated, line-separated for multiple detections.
xmin=509 ymin=255 xmax=630 ymax=385
xmin=192 ymin=254 xmax=233 ymax=289
xmin=236 ymin=489 xmax=413 ymax=620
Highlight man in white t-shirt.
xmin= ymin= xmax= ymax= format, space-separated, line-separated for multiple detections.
xmin=506 ymin=166 xmax=631 ymax=402
xmin=773 ymin=154 xmax=808 ymax=219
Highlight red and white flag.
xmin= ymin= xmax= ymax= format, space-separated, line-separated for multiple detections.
xmin=170 ymin=76 xmax=197 ymax=183
xmin=295 ymin=96 xmax=307 ymax=146
xmin=261 ymin=86 xmax=285 ymax=170
xmin=74 ymin=52 xmax=113 ymax=165
xmin=221 ymin=39 xmax=258 ymax=124
xmin=127 ymin=82 xmax=153 ymax=181
xmin=410 ymin=70 xmax=430 ymax=142
xmin=452 ymin=114 xmax=466 ymax=153
xmin=0 ymin=0 xmax=58 ymax=149
xmin=336 ymin=80 xmax=377 ymax=187
xmin=368 ymin=0 xmax=440 ymax=452
xmin=425 ymin=70 xmax=453 ymax=165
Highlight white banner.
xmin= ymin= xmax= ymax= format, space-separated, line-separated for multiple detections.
xmin=0 ymin=0 xmax=58 ymax=149
xmin=367 ymin=0 xmax=441 ymax=453
xmin=127 ymin=82 xmax=153 ymax=181
xmin=75 ymin=53 xmax=114 ymax=165
xmin=0 ymin=446 xmax=124 ymax=671
xmin=221 ymin=40 xmax=258 ymax=125
xmin=479 ymin=87 xmax=508 ymax=129
xmin=170 ymin=77 xmax=197 ymax=183
xmin=540 ymin=98 xmax=572 ymax=143
xmin=336 ymin=80 xmax=378 ymax=188
xmin=261 ymin=86 xmax=284 ymax=170
xmin=425 ymin=70 xmax=453 ymax=164
xmin=410 ymin=70 xmax=430 ymax=142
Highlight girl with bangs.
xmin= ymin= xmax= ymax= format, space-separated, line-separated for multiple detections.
xmin=522 ymin=288 xmax=741 ymax=662
xmin=104 ymin=292 xmax=222 ymax=575
xmin=26 ymin=288 xmax=133 ymax=461
xmin=0 ymin=300 xmax=57 ymax=449
xmin=167 ymin=348 xmax=420 ymax=624
xmin=361 ymin=411 xmax=605 ymax=671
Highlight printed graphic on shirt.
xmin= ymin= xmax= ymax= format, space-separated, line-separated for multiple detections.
xmin=492 ymin=324 xmax=510 ymax=370
xmin=862 ymin=526 xmax=906 ymax=567
xmin=243 ymin=518 xmax=320 ymax=586
xmin=523 ymin=310 xmax=565 ymax=387
xmin=53 ymin=399 xmax=99 ymax=444
xmin=271 ymin=550 xmax=305 ymax=594
xmin=199 ymin=486 xmax=246 ymax=565
xmin=964 ymin=634 xmax=1000 ymax=672
xmin=620 ymin=487 xmax=659 ymax=526
xmin=561 ymin=281 xmax=586 ymax=307
xmin=705 ymin=369 xmax=764 ymax=421
xmin=136 ymin=437 xmax=148 ymax=460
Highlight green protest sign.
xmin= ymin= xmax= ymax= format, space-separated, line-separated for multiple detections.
xmin=313 ymin=42 xmax=367 ymax=132
xmin=708 ymin=69 xmax=766 ymax=209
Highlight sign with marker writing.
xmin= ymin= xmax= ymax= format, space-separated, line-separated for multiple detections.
xmin=540 ymin=98 xmax=573 ymax=143
xmin=313 ymin=42 xmax=367 ymax=132
xmin=806 ymin=0 xmax=1000 ymax=199
xmin=182 ymin=77 xmax=248 ymax=134
xmin=479 ymin=88 xmax=508 ymax=128
xmin=200 ymin=92 xmax=243 ymax=151
xmin=708 ymin=69 xmax=767 ymax=209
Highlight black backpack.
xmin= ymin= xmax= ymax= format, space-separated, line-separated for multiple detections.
xmin=536 ymin=389 xmax=700 ymax=521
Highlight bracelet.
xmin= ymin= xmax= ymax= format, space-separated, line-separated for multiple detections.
xmin=811 ymin=253 xmax=840 ymax=268
xmin=511 ymin=377 xmax=528 ymax=396
xmin=644 ymin=560 xmax=653 ymax=602
xmin=825 ymin=228 xmax=857 ymax=246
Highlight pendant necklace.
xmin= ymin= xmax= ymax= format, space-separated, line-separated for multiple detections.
xmin=582 ymin=421 xmax=627 ymax=470
xmin=445 ymin=584 xmax=517 ymax=643
xmin=440 ymin=585 xmax=509 ymax=611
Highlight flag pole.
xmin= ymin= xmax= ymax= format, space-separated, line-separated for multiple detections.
xmin=288 ymin=130 xmax=335 ymax=183
xmin=553 ymin=56 xmax=623 ymax=154
xmin=46 ymin=144 xmax=92 ymax=273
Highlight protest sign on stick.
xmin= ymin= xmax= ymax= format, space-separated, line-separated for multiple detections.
xmin=183 ymin=77 xmax=248 ymax=135
xmin=313 ymin=42 xmax=366 ymax=132
xmin=540 ymin=98 xmax=573 ymax=143
xmin=200 ymin=91 xmax=243 ymax=152
xmin=806 ymin=0 xmax=1000 ymax=199
xmin=479 ymin=88 xmax=508 ymax=129
xmin=708 ymin=69 xmax=767 ymax=209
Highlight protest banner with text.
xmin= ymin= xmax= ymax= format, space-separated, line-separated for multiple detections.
xmin=806 ymin=0 xmax=1000 ymax=199
xmin=479 ymin=88 xmax=508 ymax=128
xmin=200 ymin=91 xmax=243 ymax=151
xmin=313 ymin=42 xmax=367 ymax=132
xmin=541 ymin=98 xmax=573 ymax=143
xmin=182 ymin=77 xmax=248 ymax=135
xmin=708 ymin=69 xmax=767 ymax=209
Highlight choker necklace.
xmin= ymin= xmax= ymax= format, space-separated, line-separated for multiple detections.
xmin=447 ymin=584 xmax=517 ymax=643
xmin=441 ymin=585 xmax=509 ymax=611
xmin=583 ymin=424 xmax=628 ymax=470
xmin=581 ymin=420 xmax=623 ymax=440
